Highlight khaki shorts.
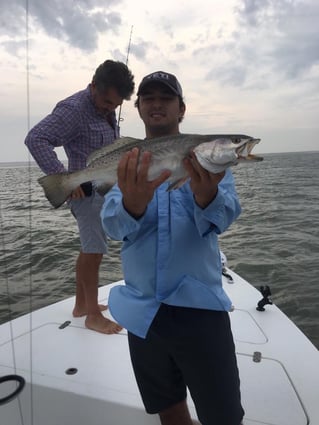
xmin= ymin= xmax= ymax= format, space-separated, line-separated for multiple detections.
xmin=69 ymin=191 xmax=107 ymax=254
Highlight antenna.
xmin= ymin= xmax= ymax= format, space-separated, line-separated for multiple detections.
xmin=117 ymin=25 xmax=133 ymax=131
xmin=125 ymin=25 xmax=134 ymax=65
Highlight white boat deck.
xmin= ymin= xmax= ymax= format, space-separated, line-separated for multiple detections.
xmin=0 ymin=269 xmax=318 ymax=425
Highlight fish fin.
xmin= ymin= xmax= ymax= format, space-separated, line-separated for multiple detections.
xmin=95 ymin=183 xmax=115 ymax=196
xmin=166 ymin=176 xmax=189 ymax=191
xmin=38 ymin=173 xmax=72 ymax=209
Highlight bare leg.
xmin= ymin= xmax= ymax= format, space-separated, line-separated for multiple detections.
xmin=159 ymin=400 xmax=201 ymax=425
xmin=73 ymin=254 xmax=107 ymax=317
xmin=72 ymin=251 xmax=122 ymax=334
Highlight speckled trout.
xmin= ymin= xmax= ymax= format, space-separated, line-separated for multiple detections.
xmin=38 ymin=133 xmax=262 ymax=208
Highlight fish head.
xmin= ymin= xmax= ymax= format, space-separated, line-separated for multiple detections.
xmin=193 ymin=137 xmax=263 ymax=173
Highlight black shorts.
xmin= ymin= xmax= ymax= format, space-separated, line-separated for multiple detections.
xmin=128 ymin=304 xmax=244 ymax=425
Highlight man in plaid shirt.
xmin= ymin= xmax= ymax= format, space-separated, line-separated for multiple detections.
xmin=25 ymin=60 xmax=135 ymax=334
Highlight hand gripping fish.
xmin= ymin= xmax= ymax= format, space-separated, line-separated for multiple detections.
xmin=38 ymin=134 xmax=262 ymax=208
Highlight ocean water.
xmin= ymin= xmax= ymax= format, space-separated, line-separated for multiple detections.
xmin=0 ymin=151 xmax=318 ymax=349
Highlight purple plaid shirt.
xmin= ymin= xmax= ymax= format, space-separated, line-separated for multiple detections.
xmin=25 ymin=85 xmax=119 ymax=174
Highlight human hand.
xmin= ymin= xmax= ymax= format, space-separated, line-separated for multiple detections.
xmin=118 ymin=147 xmax=171 ymax=218
xmin=69 ymin=185 xmax=86 ymax=200
xmin=183 ymin=152 xmax=225 ymax=208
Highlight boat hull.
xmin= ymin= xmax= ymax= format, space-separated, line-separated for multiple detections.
xmin=1 ymin=271 xmax=318 ymax=424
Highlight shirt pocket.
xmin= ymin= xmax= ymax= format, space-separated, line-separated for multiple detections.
xmin=88 ymin=122 xmax=115 ymax=148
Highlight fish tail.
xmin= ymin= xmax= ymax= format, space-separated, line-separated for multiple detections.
xmin=38 ymin=173 xmax=72 ymax=209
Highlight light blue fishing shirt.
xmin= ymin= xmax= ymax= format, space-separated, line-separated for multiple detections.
xmin=101 ymin=170 xmax=241 ymax=338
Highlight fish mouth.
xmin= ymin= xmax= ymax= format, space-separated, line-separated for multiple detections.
xmin=236 ymin=138 xmax=263 ymax=161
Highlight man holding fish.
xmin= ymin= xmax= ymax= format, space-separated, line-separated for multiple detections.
xmin=101 ymin=72 xmax=248 ymax=425
xmin=24 ymin=60 xmax=135 ymax=334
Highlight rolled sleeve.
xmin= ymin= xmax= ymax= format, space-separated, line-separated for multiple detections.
xmin=194 ymin=169 xmax=241 ymax=236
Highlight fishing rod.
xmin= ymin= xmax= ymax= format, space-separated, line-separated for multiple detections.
xmin=117 ymin=25 xmax=133 ymax=132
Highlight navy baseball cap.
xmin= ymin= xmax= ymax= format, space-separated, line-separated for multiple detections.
xmin=137 ymin=71 xmax=183 ymax=97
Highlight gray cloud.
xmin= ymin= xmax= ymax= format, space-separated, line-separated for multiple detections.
xmin=235 ymin=0 xmax=294 ymax=28
xmin=191 ymin=0 xmax=319 ymax=89
xmin=0 ymin=0 xmax=123 ymax=52
xmin=130 ymin=41 xmax=151 ymax=60
xmin=0 ymin=0 xmax=25 ymax=36
xmin=206 ymin=63 xmax=248 ymax=87
xmin=234 ymin=0 xmax=319 ymax=79
xmin=174 ymin=43 xmax=186 ymax=53
xmin=110 ymin=40 xmax=152 ymax=63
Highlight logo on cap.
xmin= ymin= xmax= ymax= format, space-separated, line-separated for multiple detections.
xmin=146 ymin=72 xmax=170 ymax=81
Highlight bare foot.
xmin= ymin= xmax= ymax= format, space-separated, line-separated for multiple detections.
xmin=85 ymin=313 xmax=123 ymax=334
xmin=72 ymin=304 xmax=108 ymax=318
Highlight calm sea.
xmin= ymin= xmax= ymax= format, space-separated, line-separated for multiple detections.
xmin=0 ymin=152 xmax=318 ymax=349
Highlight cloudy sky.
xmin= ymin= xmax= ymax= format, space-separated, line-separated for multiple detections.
xmin=1 ymin=0 xmax=318 ymax=162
